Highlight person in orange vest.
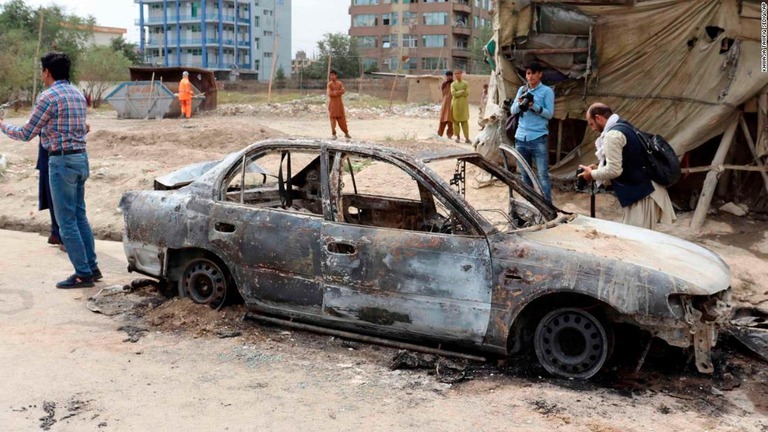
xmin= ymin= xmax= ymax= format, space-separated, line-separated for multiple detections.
xmin=178 ymin=71 xmax=193 ymax=119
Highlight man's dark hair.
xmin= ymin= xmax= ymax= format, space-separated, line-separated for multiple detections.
xmin=588 ymin=103 xmax=613 ymax=120
xmin=41 ymin=52 xmax=71 ymax=81
xmin=525 ymin=61 xmax=543 ymax=73
xmin=444 ymin=70 xmax=453 ymax=76
xmin=329 ymin=69 xmax=338 ymax=76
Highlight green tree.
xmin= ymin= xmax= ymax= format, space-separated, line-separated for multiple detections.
xmin=0 ymin=29 xmax=37 ymax=102
xmin=0 ymin=0 xmax=95 ymax=99
xmin=305 ymin=33 xmax=360 ymax=80
xmin=78 ymin=45 xmax=131 ymax=107
xmin=110 ymin=36 xmax=141 ymax=65
xmin=470 ymin=24 xmax=494 ymax=75
xmin=274 ymin=64 xmax=287 ymax=89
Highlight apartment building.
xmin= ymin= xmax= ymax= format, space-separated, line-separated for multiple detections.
xmin=136 ymin=0 xmax=292 ymax=80
xmin=348 ymin=0 xmax=493 ymax=75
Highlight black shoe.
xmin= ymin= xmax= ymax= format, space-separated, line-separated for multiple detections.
xmin=56 ymin=274 xmax=95 ymax=289
xmin=91 ymin=268 xmax=103 ymax=282
xmin=47 ymin=235 xmax=62 ymax=245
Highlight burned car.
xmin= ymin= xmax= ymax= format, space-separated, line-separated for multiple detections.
xmin=119 ymin=139 xmax=731 ymax=379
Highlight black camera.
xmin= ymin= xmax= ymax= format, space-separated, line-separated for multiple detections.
xmin=576 ymin=167 xmax=588 ymax=192
xmin=518 ymin=92 xmax=534 ymax=112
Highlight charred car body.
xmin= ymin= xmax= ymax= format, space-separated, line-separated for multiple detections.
xmin=120 ymin=139 xmax=731 ymax=379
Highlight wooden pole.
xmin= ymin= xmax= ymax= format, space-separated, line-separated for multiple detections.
xmin=691 ymin=117 xmax=740 ymax=230
xmin=556 ymin=120 xmax=564 ymax=163
xmin=267 ymin=6 xmax=279 ymax=103
xmin=326 ymin=55 xmax=332 ymax=80
xmin=357 ymin=58 xmax=364 ymax=105
xmin=759 ymin=93 xmax=768 ymax=158
xmin=32 ymin=10 xmax=44 ymax=102
xmin=145 ymin=72 xmax=156 ymax=119
xmin=739 ymin=115 xmax=768 ymax=193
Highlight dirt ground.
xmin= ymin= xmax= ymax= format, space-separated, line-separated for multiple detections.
xmin=0 ymin=100 xmax=767 ymax=431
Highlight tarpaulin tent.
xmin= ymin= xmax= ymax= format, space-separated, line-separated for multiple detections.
xmin=485 ymin=0 xmax=768 ymax=226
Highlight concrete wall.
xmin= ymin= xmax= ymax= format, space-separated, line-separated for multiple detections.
xmin=406 ymin=74 xmax=490 ymax=105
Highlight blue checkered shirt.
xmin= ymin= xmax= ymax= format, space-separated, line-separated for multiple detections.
xmin=1 ymin=80 xmax=87 ymax=152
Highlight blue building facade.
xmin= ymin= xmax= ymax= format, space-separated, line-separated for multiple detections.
xmin=136 ymin=0 xmax=291 ymax=80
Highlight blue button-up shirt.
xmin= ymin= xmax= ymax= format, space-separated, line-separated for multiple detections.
xmin=1 ymin=80 xmax=87 ymax=152
xmin=510 ymin=82 xmax=555 ymax=141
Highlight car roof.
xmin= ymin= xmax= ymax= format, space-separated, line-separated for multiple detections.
xmin=239 ymin=138 xmax=478 ymax=165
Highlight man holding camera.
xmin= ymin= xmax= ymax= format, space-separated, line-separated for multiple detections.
xmin=578 ymin=103 xmax=675 ymax=230
xmin=510 ymin=62 xmax=555 ymax=202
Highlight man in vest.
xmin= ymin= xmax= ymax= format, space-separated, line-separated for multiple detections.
xmin=178 ymin=71 xmax=193 ymax=119
xmin=578 ymin=103 xmax=675 ymax=230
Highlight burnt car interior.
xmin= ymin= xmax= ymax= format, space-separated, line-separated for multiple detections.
xmin=223 ymin=150 xmax=326 ymax=216
xmin=331 ymin=151 xmax=470 ymax=234
xmin=220 ymin=147 xmax=555 ymax=234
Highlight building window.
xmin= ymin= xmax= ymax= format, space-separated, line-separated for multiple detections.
xmin=264 ymin=52 xmax=273 ymax=58
xmin=362 ymin=58 xmax=378 ymax=70
xmin=353 ymin=0 xmax=379 ymax=4
xmin=264 ymin=30 xmax=273 ymax=36
xmin=423 ymin=12 xmax=448 ymax=25
xmin=402 ymin=11 xmax=417 ymax=25
xmin=353 ymin=14 xmax=377 ymax=27
xmin=382 ymin=12 xmax=398 ymax=26
xmin=254 ymin=59 xmax=260 ymax=70
xmin=422 ymin=57 xmax=448 ymax=70
xmin=254 ymin=37 xmax=260 ymax=49
xmin=386 ymin=34 xmax=399 ymax=48
xmin=355 ymin=36 xmax=378 ymax=49
xmin=402 ymin=34 xmax=417 ymax=48
xmin=422 ymin=34 xmax=447 ymax=48
xmin=254 ymin=16 xmax=260 ymax=27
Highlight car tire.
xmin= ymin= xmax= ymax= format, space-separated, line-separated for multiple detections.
xmin=178 ymin=257 xmax=229 ymax=310
xmin=534 ymin=307 xmax=610 ymax=380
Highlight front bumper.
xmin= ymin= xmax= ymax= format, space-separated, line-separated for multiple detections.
xmin=627 ymin=290 xmax=732 ymax=373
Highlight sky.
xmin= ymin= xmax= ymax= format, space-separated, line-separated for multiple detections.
xmin=17 ymin=0 xmax=350 ymax=57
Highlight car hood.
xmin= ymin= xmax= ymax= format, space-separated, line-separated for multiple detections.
xmin=518 ymin=216 xmax=731 ymax=296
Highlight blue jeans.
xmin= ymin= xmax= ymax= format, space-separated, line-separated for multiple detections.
xmin=49 ymin=153 xmax=98 ymax=277
xmin=515 ymin=135 xmax=552 ymax=202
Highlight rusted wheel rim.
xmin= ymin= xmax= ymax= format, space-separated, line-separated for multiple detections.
xmin=181 ymin=258 xmax=227 ymax=309
xmin=534 ymin=308 xmax=609 ymax=379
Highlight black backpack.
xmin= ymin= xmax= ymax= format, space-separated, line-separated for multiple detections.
xmin=634 ymin=129 xmax=681 ymax=187
xmin=614 ymin=122 xmax=681 ymax=187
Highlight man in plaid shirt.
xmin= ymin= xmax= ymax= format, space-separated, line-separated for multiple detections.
xmin=0 ymin=52 xmax=100 ymax=289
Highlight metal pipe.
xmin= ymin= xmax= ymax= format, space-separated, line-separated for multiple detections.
xmin=243 ymin=312 xmax=487 ymax=362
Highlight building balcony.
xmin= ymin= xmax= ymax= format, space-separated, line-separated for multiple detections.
xmin=452 ymin=3 xmax=471 ymax=13
xmin=135 ymin=0 xmax=251 ymax=4
xmin=138 ymin=13 xmax=239 ymax=26
xmin=452 ymin=25 xmax=471 ymax=35
xmin=452 ymin=48 xmax=470 ymax=57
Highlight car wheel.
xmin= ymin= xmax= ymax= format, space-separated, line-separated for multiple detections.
xmin=178 ymin=258 xmax=228 ymax=309
xmin=534 ymin=307 xmax=610 ymax=379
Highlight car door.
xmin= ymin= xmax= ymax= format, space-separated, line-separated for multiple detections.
xmin=210 ymin=146 xmax=327 ymax=316
xmin=319 ymin=151 xmax=493 ymax=344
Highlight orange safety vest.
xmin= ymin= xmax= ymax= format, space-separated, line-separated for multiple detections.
xmin=179 ymin=77 xmax=192 ymax=101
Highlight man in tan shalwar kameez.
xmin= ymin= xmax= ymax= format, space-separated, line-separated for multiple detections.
xmin=437 ymin=70 xmax=453 ymax=139
xmin=327 ymin=70 xmax=351 ymax=140
xmin=579 ymin=103 xmax=676 ymax=230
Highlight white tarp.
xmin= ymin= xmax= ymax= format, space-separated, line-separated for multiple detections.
xmin=492 ymin=0 xmax=768 ymax=176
